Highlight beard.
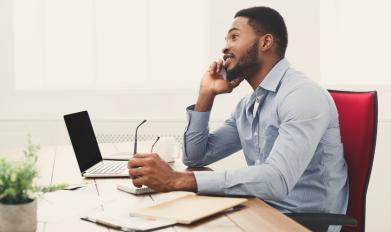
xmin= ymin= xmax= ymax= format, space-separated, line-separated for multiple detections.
xmin=226 ymin=40 xmax=260 ymax=81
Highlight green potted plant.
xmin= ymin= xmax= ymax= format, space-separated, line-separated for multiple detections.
xmin=0 ymin=135 xmax=67 ymax=232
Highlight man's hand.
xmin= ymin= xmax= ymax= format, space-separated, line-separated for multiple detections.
xmin=128 ymin=153 xmax=197 ymax=192
xmin=195 ymin=59 xmax=243 ymax=112
xmin=201 ymin=59 xmax=243 ymax=95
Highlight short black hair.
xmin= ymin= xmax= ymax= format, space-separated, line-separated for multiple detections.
xmin=235 ymin=6 xmax=288 ymax=58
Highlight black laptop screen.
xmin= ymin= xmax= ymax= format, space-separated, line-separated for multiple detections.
xmin=64 ymin=111 xmax=102 ymax=172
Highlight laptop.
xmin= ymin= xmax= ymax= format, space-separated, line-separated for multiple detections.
xmin=64 ymin=111 xmax=129 ymax=178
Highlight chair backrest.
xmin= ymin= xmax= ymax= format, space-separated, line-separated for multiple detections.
xmin=328 ymin=90 xmax=378 ymax=232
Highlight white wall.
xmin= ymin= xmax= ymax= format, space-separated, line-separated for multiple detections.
xmin=318 ymin=4 xmax=391 ymax=229
xmin=0 ymin=0 xmax=319 ymax=124
xmin=1 ymin=0 xmax=389 ymax=231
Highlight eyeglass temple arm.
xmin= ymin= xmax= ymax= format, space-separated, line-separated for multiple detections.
xmin=150 ymin=136 xmax=160 ymax=153
xmin=133 ymin=119 xmax=147 ymax=155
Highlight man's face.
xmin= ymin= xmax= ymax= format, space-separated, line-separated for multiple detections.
xmin=223 ymin=17 xmax=260 ymax=79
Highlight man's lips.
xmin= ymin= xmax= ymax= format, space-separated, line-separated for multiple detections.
xmin=223 ymin=53 xmax=234 ymax=61
xmin=223 ymin=53 xmax=235 ymax=67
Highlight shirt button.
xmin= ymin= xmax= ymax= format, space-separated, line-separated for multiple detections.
xmin=254 ymin=132 xmax=258 ymax=136
xmin=256 ymin=97 xmax=260 ymax=103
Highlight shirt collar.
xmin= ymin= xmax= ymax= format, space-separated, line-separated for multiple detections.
xmin=257 ymin=58 xmax=290 ymax=93
xmin=246 ymin=58 xmax=290 ymax=114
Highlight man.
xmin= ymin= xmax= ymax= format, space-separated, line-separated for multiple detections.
xmin=128 ymin=6 xmax=348 ymax=223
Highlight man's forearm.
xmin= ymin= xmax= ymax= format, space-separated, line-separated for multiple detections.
xmin=195 ymin=91 xmax=215 ymax=112
xmin=171 ymin=171 xmax=197 ymax=192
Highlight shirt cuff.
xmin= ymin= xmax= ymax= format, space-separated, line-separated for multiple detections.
xmin=186 ymin=105 xmax=211 ymax=131
xmin=194 ymin=171 xmax=226 ymax=195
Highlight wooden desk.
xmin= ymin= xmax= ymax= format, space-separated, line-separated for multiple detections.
xmin=1 ymin=143 xmax=309 ymax=232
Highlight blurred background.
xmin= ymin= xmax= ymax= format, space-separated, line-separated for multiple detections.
xmin=0 ymin=0 xmax=390 ymax=230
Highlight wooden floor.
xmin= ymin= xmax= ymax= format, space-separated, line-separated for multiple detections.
xmin=2 ymin=143 xmax=309 ymax=232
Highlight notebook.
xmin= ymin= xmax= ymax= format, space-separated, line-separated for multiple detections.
xmin=130 ymin=195 xmax=248 ymax=224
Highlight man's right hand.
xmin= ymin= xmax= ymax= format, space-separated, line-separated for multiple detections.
xmin=195 ymin=60 xmax=243 ymax=112
xmin=200 ymin=59 xmax=243 ymax=95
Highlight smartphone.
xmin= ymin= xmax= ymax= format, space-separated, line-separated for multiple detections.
xmin=219 ymin=67 xmax=236 ymax=82
xmin=117 ymin=184 xmax=155 ymax=195
xmin=117 ymin=183 xmax=156 ymax=195
xmin=117 ymin=183 xmax=155 ymax=195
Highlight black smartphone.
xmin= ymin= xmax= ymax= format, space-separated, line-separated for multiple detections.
xmin=219 ymin=67 xmax=236 ymax=82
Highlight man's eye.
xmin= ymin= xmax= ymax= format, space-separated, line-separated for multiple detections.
xmin=231 ymin=34 xmax=239 ymax=40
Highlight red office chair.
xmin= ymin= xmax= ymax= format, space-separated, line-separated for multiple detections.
xmin=287 ymin=90 xmax=378 ymax=232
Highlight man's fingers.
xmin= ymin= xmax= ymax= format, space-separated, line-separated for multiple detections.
xmin=128 ymin=167 xmax=144 ymax=179
xmin=129 ymin=153 xmax=159 ymax=168
xmin=208 ymin=61 xmax=217 ymax=74
xmin=128 ymin=158 xmax=147 ymax=168
xmin=134 ymin=153 xmax=160 ymax=159
xmin=132 ymin=177 xmax=144 ymax=188
xmin=216 ymin=59 xmax=224 ymax=73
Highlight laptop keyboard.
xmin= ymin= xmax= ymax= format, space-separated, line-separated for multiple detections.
xmin=88 ymin=161 xmax=127 ymax=174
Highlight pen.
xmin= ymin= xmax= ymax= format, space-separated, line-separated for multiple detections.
xmin=80 ymin=217 xmax=136 ymax=232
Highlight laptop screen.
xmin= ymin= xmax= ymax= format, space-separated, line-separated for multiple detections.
xmin=64 ymin=111 xmax=102 ymax=172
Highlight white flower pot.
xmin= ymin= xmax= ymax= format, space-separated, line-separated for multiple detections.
xmin=0 ymin=199 xmax=37 ymax=232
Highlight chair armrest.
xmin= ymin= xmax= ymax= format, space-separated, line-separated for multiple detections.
xmin=285 ymin=213 xmax=357 ymax=232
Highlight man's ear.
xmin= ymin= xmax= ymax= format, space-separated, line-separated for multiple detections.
xmin=259 ymin=34 xmax=274 ymax=52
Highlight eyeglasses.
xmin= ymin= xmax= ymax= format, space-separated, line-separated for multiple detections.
xmin=133 ymin=119 xmax=146 ymax=155
xmin=133 ymin=119 xmax=160 ymax=154
xmin=150 ymin=136 xmax=160 ymax=153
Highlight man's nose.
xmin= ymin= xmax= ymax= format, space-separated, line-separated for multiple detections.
xmin=222 ymin=46 xmax=229 ymax=55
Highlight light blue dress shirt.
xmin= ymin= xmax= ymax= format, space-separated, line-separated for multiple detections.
xmin=183 ymin=58 xmax=349 ymax=218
